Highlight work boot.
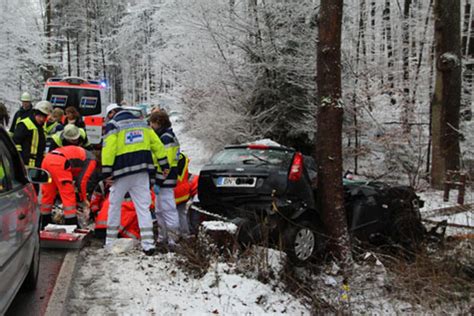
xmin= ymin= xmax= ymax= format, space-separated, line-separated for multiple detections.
xmin=143 ymin=248 xmax=156 ymax=256
xmin=64 ymin=217 xmax=78 ymax=226
xmin=40 ymin=214 xmax=52 ymax=230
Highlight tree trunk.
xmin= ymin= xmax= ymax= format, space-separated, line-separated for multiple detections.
xmin=43 ymin=0 xmax=54 ymax=80
xmin=316 ymin=0 xmax=351 ymax=263
xmin=76 ymin=35 xmax=81 ymax=76
xmin=67 ymin=33 xmax=71 ymax=76
xmin=383 ymin=0 xmax=394 ymax=88
xmin=431 ymin=0 xmax=462 ymax=188
xmin=401 ymin=0 xmax=412 ymax=133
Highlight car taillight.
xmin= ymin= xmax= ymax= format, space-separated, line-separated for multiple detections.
xmin=288 ymin=152 xmax=303 ymax=182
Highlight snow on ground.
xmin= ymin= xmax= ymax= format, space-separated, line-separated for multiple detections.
xmin=418 ymin=188 xmax=473 ymax=235
xmin=67 ymin=247 xmax=309 ymax=315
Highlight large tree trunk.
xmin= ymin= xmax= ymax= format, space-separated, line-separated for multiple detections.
xmin=43 ymin=0 xmax=54 ymax=80
xmin=431 ymin=0 xmax=462 ymax=188
xmin=316 ymin=0 xmax=351 ymax=262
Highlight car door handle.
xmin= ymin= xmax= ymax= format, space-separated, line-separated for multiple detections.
xmin=18 ymin=213 xmax=26 ymax=220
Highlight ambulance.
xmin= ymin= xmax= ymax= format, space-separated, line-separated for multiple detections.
xmin=42 ymin=77 xmax=108 ymax=146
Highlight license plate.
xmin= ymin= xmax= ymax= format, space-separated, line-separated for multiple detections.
xmin=216 ymin=176 xmax=257 ymax=187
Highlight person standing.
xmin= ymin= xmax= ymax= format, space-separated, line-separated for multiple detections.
xmin=174 ymin=152 xmax=191 ymax=236
xmin=40 ymin=145 xmax=97 ymax=228
xmin=44 ymin=107 xmax=64 ymax=135
xmin=13 ymin=101 xmax=52 ymax=168
xmin=10 ymin=92 xmax=33 ymax=133
xmin=64 ymin=106 xmax=86 ymax=128
xmin=0 ymin=102 xmax=9 ymax=127
xmin=149 ymin=110 xmax=180 ymax=250
xmin=102 ymin=105 xmax=169 ymax=256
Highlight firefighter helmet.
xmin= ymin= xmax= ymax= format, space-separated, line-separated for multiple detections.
xmin=20 ymin=92 xmax=32 ymax=102
xmin=63 ymin=124 xmax=81 ymax=141
xmin=34 ymin=101 xmax=52 ymax=116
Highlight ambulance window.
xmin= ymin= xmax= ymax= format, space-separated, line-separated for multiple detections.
xmin=46 ymin=87 xmax=101 ymax=116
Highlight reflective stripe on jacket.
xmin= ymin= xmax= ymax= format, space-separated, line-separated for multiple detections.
xmin=174 ymin=153 xmax=190 ymax=205
xmin=102 ymin=110 xmax=169 ymax=180
xmin=50 ymin=145 xmax=97 ymax=201
xmin=47 ymin=128 xmax=90 ymax=152
xmin=14 ymin=116 xmax=42 ymax=167
xmin=155 ymin=127 xmax=179 ymax=188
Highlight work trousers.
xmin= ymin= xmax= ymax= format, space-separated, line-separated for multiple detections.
xmin=155 ymin=187 xmax=180 ymax=245
xmin=106 ymin=172 xmax=154 ymax=251
xmin=40 ymin=154 xmax=77 ymax=220
xmin=177 ymin=202 xmax=190 ymax=236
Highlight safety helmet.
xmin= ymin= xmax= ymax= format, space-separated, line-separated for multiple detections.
xmin=106 ymin=103 xmax=120 ymax=115
xmin=62 ymin=124 xmax=81 ymax=141
xmin=20 ymin=92 xmax=32 ymax=102
xmin=34 ymin=101 xmax=52 ymax=116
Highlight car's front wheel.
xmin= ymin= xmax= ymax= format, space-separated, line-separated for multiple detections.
xmin=282 ymin=221 xmax=318 ymax=265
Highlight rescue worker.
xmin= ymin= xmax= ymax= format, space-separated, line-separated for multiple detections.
xmin=44 ymin=107 xmax=64 ymax=135
xmin=0 ymin=102 xmax=9 ymax=127
xmin=149 ymin=110 xmax=180 ymax=250
xmin=13 ymin=101 xmax=52 ymax=169
xmin=10 ymin=92 xmax=33 ymax=133
xmin=64 ymin=106 xmax=86 ymax=128
xmin=174 ymin=152 xmax=191 ymax=236
xmin=40 ymin=145 xmax=97 ymax=228
xmin=105 ymin=103 xmax=121 ymax=121
xmin=46 ymin=124 xmax=91 ymax=152
xmin=102 ymin=104 xmax=170 ymax=256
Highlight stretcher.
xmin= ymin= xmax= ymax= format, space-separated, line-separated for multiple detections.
xmin=40 ymin=225 xmax=91 ymax=249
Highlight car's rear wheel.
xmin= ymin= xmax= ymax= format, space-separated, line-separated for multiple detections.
xmin=282 ymin=221 xmax=317 ymax=265
xmin=389 ymin=190 xmax=425 ymax=251
xmin=22 ymin=234 xmax=40 ymax=291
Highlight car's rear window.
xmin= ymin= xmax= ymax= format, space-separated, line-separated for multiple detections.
xmin=210 ymin=147 xmax=294 ymax=167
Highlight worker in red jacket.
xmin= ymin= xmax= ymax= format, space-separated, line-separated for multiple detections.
xmin=40 ymin=145 xmax=97 ymax=228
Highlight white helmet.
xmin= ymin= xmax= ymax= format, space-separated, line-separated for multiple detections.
xmin=20 ymin=92 xmax=32 ymax=102
xmin=63 ymin=124 xmax=81 ymax=141
xmin=34 ymin=101 xmax=52 ymax=115
xmin=106 ymin=103 xmax=120 ymax=115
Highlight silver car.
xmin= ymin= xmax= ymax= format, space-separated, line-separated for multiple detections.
xmin=0 ymin=126 xmax=50 ymax=314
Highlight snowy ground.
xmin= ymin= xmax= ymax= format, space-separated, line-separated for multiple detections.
xmin=66 ymin=106 xmax=473 ymax=315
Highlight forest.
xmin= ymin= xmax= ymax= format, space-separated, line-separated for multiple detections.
xmin=1 ymin=0 xmax=472 ymax=189
xmin=1 ymin=1 xmax=472 ymax=313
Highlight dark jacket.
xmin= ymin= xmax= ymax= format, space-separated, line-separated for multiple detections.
xmin=10 ymin=106 xmax=33 ymax=133
xmin=13 ymin=115 xmax=46 ymax=168
xmin=155 ymin=127 xmax=179 ymax=188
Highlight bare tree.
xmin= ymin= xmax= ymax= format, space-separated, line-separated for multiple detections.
xmin=431 ymin=0 xmax=462 ymax=187
xmin=316 ymin=0 xmax=351 ymax=262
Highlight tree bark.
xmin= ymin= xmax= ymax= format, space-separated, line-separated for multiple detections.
xmin=316 ymin=0 xmax=351 ymax=262
xmin=401 ymin=0 xmax=412 ymax=133
xmin=431 ymin=0 xmax=462 ymax=188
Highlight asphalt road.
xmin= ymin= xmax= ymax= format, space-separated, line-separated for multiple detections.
xmin=6 ymin=249 xmax=67 ymax=316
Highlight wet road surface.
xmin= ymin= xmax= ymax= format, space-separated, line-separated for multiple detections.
xmin=6 ymin=249 xmax=67 ymax=316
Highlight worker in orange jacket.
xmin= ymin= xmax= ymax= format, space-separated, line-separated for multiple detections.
xmin=40 ymin=145 xmax=97 ymax=228
xmin=90 ymin=181 xmax=155 ymax=240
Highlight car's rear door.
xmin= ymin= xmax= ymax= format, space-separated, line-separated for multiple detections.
xmin=0 ymin=130 xmax=34 ymax=313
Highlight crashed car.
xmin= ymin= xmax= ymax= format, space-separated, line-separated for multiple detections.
xmin=196 ymin=141 xmax=425 ymax=264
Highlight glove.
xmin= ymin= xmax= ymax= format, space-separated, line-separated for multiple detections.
xmin=153 ymin=184 xmax=160 ymax=195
